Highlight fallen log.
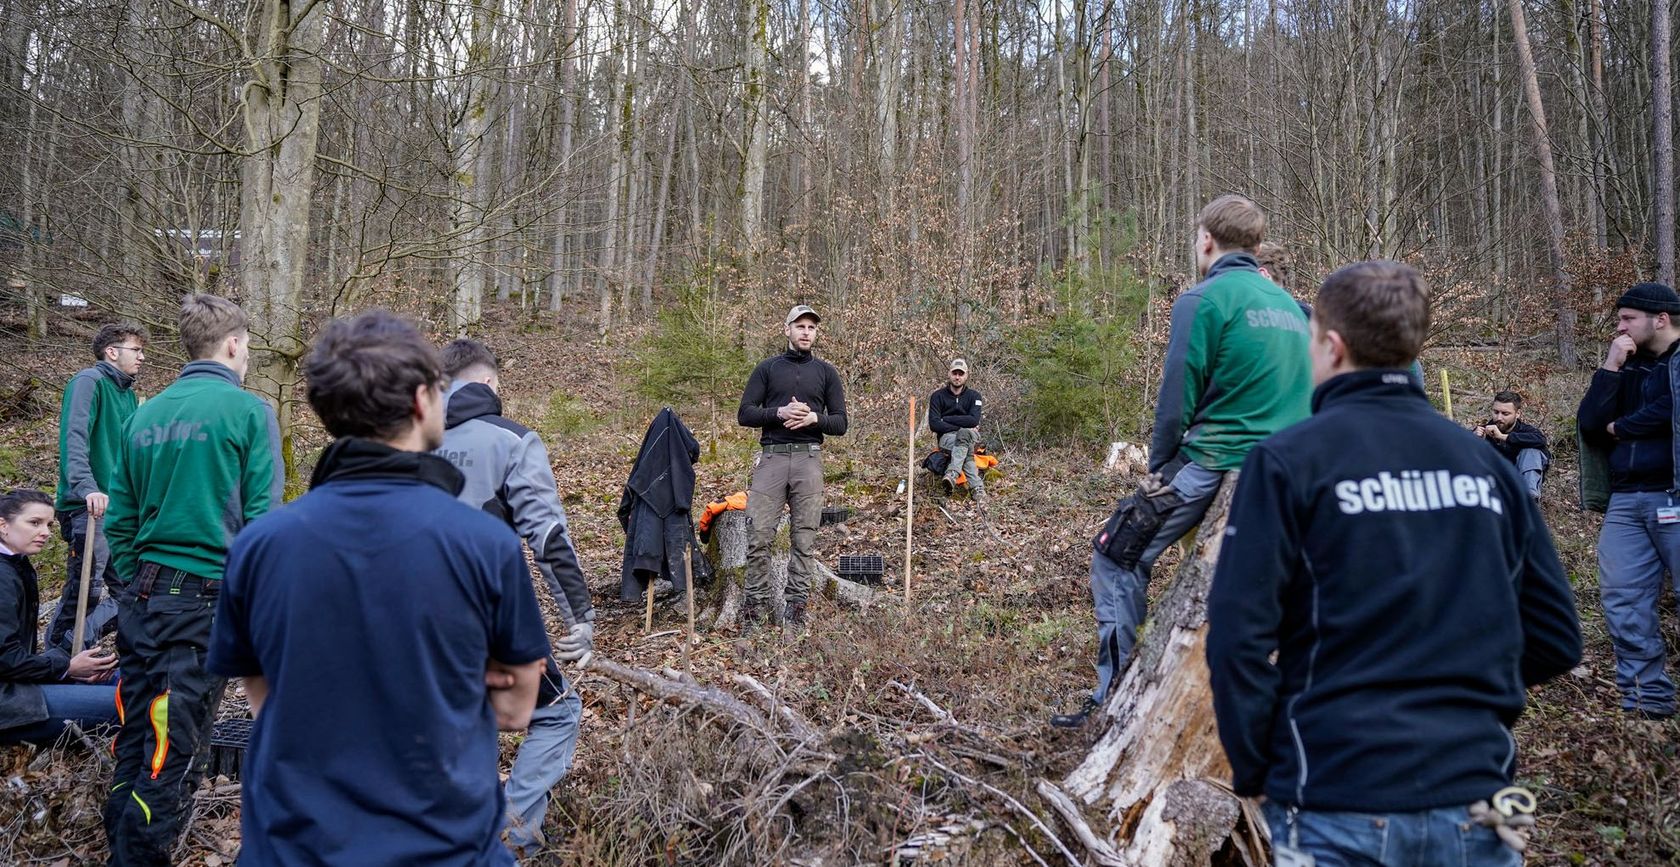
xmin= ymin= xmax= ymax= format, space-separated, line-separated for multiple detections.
xmin=1043 ymin=473 xmax=1267 ymax=867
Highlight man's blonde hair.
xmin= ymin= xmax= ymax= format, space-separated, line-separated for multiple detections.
xmin=1197 ymin=194 xmax=1266 ymax=252
xmin=178 ymin=294 xmax=249 ymax=360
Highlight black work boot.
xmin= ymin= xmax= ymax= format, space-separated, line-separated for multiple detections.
xmin=784 ymin=599 xmax=808 ymax=629
xmin=1049 ymin=696 xmax=1101 ymax=729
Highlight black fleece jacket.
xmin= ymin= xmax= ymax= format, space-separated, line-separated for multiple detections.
xmin=927 ymin=386 xmax=983 ymax=435
xmin=1207 ymin=370 xmax=1582 ymax=812
xmin=1485 ymin=420 xmax=1550 ymax=464
xmin=1577 ymin=343 xmax=1677 ymax=492
xmin=737 ymin=347 xmax=848 ymax=445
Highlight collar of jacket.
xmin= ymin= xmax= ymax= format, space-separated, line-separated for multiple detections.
xmin=95 ymin=360 xmax=135 ymax=390
xmin=308 ymin=436 xmax=465 ymax=496
xmin=1203 ymin=251 xmax=1262 ymax=281
xmin=1311 ymin=368 xmax=1429 ymax=414
xmin=177 ymin=359 xmax=242 ymax=388
xmin=782 ymin=346 xmax=814 ymax=363
xmin=444 ymin=380 xmax=501 ymax=429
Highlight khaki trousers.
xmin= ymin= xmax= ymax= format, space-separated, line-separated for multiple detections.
xmin=745 ymin=450 xmax=824 ymax=605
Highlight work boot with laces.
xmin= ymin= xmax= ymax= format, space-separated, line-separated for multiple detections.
xmin=783 ymin=598 xmax=808 ymax=629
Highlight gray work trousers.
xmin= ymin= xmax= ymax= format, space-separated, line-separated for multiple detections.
xmin=746 ymin=449 xmax=824 ymax=606
xmin=939 ymin=429 xmax=984 ymax=494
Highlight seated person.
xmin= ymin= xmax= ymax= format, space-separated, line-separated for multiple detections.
xmin=1476 ymin=390 xmax=1550 ymax=497
xmin=928 ymin=358 xmax=986 ymax=503
xmin=0 ymin=489 xmax=119 ymax=746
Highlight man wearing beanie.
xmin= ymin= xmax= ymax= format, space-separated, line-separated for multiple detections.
xmin=1577 ymin=281 xmax=1680 ymax=719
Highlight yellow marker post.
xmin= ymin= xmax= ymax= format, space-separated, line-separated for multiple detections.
xmin=1440 ymin=369 xmax=1454 ymax=419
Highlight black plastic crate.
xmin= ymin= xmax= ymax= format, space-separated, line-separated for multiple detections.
xmin=208 ymin=718 xmax=253 ymax=780
xmin=821 ymin=506 xmax=850 ymax=526
xmin=837 ymin=553 xmax=884 ymax=584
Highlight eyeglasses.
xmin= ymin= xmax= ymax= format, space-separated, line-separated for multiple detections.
xmin=112 ymin=345 xmax=144 ymax=353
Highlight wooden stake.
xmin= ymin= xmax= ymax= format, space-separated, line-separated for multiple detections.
xmin=683 ymin=545 xmax=696 ymax=674
xmin=70 ymin=515 xmax=98 ymax=654
xmin=904 ymin=396 xmax=916 ymax=607
xmin=644 ymin=576 xmax=656 ymax=633
xmin=1440 ymin=369 xmax=1454 ymax=419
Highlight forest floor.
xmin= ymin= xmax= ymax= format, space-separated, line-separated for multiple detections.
xmin=1 ymin=309 xmax=1676 ymax=866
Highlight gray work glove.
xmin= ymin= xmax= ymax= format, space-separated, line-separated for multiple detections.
xmin=554 ymin=622 xmax=595 ymax=663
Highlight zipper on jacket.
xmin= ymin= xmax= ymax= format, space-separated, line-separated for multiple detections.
xmin=1287 ymin=553 xmax=1323 ymax=804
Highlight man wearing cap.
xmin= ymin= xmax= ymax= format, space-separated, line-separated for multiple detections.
xmin=928 ymin=358 xmax=986 ymax=505
xmin=1577 ymin=281 xmax=1680 ymax=720
xmin=736 ymin=305 xmax=848 ymax=631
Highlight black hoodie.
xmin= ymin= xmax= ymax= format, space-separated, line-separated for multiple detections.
xmin=1207 ymin=369 xmax=1582 ymax=812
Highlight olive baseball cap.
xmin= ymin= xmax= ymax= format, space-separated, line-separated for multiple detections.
xmin=949 ymin=358 xmax=969 ymax=373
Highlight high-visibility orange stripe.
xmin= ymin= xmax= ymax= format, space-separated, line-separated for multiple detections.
xmin=147 ymin=692 xmax=170 ymax=780
xmin=114 ymin=677 xmax=125 ymax=725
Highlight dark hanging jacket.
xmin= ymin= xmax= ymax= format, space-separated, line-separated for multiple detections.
xmin=618 ymin=409 xmax=701 ymax=600
xmin=0 ymin=550 xmax=72 ymax=731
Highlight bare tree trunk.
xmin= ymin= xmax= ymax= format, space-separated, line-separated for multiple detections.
xmin=241 ymin=0 xmax=328 ymax=482
xmin=741 ymin=0 xmax=770 ymax=251
xmin=643 ymin=108 xmax=678 ymax=311
xmin=1654 ymin=0 xmax=1675 ymax=285
xmin=451 ymin=0 xmax=495 ymax=333
xmin=1505 ymin=0 xmax=1577 ymax=366
xmin=548 ymin=0 xmax=579 ymax=314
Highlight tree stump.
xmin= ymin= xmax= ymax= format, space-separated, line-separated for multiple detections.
xmin=1042 ymin=474 xmax=1266 ymax=867
xmin=700 ymin=509 xmax=879 ymax=630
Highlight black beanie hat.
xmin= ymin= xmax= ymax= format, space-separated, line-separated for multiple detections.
xmin=1616 ymin=282 xmax=1680 ymax=314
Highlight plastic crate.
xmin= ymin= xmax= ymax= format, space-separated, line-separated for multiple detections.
xmin=837 ymin=553 xmax=885 ymax=584
xmin=208 ymin=718 xmax=253 ymax=780
xmin=820 ymin=506 xmax=850 ymax=526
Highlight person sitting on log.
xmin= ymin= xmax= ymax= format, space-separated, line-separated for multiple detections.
xmin=1207 ymin=261 xmax=1582 ymax=866
xmin=1475 ymin=390 xmax=1550 ymax=499
xmin=928 ymin=357 xmax=986 ymax=505
xmin=1051 ymin=194 xmax=1313 ymax=729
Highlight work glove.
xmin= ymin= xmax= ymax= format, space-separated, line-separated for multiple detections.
xmin=554 ymin=622 xmax=595 ymax=664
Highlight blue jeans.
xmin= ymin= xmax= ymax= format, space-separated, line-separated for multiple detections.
xmin=0 ymin=682 xmax=119 ymax=746
xmin=1088 ymin=461 xmax=1223 ymax=703
xmin=1598 ymin=491 xmax=1680 ymax=715
xmin=1514 ymin=449 xmax=1547 ymax=499
xmin=1264 ymin=802 xmax=1518 ymax=867
xmin=503 ymin=684 xmax=584 ymax=852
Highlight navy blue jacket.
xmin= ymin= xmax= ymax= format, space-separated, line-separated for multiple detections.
xmin=1577 ymin=343 xmax=1677 ymax=492
xmin=1207 ymin=370 xmax=1581 ymax=812
xmin=209 ymin=438 xmax=549 ymax=867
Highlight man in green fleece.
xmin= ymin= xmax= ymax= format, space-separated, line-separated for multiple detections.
xmin=47 ymin=322 xmax=146 ymax=653
xmin=102 ymin=294 xmax=283 ymax=867
xmin=1051 ymin=195 xmax=1313 ymax=729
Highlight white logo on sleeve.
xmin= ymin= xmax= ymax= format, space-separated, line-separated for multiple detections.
xmin=1334 ymin=470 xmax=1503 ymax=515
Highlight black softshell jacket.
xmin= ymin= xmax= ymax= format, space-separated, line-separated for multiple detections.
xmin=927 ymin=386 xmax=983 ymax=435
xmin=737 ymin=348 xmax=848 ymax=446
xmin=618 ymin=409 xmax=701 ymax=600
xmin=1207 ymin=370 xmax=1582 ymax=812
xmin=0 ymin=551 xmax=70 ymax=730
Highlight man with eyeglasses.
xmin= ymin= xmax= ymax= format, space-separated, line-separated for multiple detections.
xmin=47 ymin=323 xmax=147 ymax=653
xmin=928 ymin=358 xmax=987 ymax=505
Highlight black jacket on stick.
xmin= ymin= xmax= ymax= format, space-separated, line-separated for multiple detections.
xmin=618 ymin=408 xmax=702 ymax=600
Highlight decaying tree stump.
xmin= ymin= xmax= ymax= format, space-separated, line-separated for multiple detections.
xmin=1040 ymin=474 xmax=1267 ymax=867
xmin=700 ymin=510 xmax=880 ymax=630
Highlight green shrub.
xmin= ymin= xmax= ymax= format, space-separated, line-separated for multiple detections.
xmin=632 ymin=277 xmax=755 ymax=412
xmin=542 ymin=389 xmax=598 ymax=439
xmin=1014 ymin=267 xmax=1151 ymax=444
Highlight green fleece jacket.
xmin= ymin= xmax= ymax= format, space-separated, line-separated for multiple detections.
xmin=1149 ymin=252 xmax=1313 ymax=473
xmin=55 ymin=361 xmax=139 ymax=511
xmin=105 ymin=361 xmax=284 ymax=582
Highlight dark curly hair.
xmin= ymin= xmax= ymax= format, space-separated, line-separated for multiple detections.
xmin=304 ymin=311 xmax=444 ymax=440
